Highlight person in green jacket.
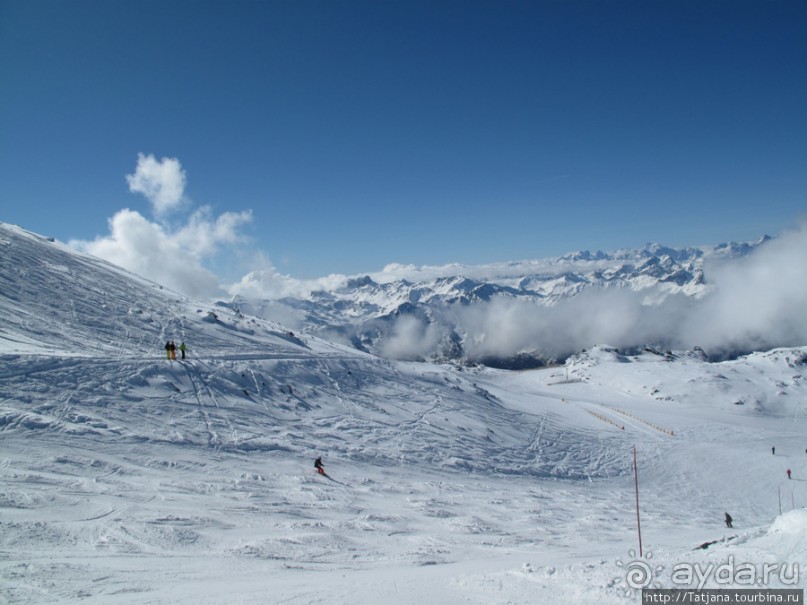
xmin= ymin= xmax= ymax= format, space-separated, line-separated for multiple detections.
xmin=179 ymin=342 xmax=187 ymax=360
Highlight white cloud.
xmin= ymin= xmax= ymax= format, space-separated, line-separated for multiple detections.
xmin=447 ymin=287 xmax=685 ymax=361
xmin=378 ymin=314 xmax=442 ymax=360
xmin=448 ymin=223 xmax=807 ymax=360
xmin=73 ymin=209 xmax=221 ymax=298
xmin=125 ymin=153 xmax=187 ymax=218
xmin=175 ymin=206 xmax=253 ymax=257
xmin=71 ymin=154 xmax=256 ymax=299
xmin=226 ymin=257 xmax=348 ymax=300
xmin=681 ymin=223 xmax=807 ymax=352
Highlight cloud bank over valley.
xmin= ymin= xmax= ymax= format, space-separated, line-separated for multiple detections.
xmin=231 ymin=224 xmax=807 ymax=366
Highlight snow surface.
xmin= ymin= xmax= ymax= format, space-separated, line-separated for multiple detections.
xmin=1 ymin=222 xmax=805 ymax=604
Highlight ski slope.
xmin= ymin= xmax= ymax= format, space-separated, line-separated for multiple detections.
xmin=1 ymin=223 xmax=805 ymax=604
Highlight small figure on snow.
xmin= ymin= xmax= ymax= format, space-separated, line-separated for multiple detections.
xmin=772 ymin=446 xmax=776 ymax=455
xmin=787 ymin=468 xmax=792 ymax=480
xmin=179 ymin=341 xmax=187 ymax=360
xmin=724 ymin=512 xmax=733 ymax=528
xmin=170 ymin=341 xmax=177 ymax=360
xmin=314 ymin=457 xmax=325 ymax=475
xmin=165 ymin=341 xmax=171 ymax=360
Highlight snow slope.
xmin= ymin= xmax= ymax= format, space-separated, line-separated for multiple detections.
xmin=1 ymin=222 xmax=804 ymax=604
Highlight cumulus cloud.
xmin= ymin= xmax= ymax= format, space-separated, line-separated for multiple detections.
xmin=72 ymin=154 xmax=255 ymax=298
xmin=125 ymin=153 xmax=187 ymax=217
xmin=226 ymin=258 xmax=348 ymax=300
xmin=74 ymin=209 xmax=221 ymax=298
xmin=174 ymin=206 xmax=253 ymax=257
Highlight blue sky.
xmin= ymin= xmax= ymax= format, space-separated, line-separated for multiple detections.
xmin=1 ymin=0 xmax=805 ymax=292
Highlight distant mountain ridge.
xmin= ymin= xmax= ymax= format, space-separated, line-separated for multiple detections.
xmin=1 ymin=221 xmax=783 ymax=369
xmin=230 ymin=237 xmax=773 ymax=368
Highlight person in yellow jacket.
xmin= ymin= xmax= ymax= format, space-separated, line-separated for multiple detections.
xmin=179 ymin=342 xmax=187 ymax=360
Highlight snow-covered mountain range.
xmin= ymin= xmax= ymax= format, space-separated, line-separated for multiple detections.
xmin=230 ymin=236 xmax=779 ymax=367
xmin=1 ymin=221 xmax=805 ymax=604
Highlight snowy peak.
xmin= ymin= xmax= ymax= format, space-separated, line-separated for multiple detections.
xmin=242 ymin=238 xmax=772 ymax=367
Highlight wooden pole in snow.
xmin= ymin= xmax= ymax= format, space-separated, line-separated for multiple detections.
xmin=634 ymin=445 xmax=643 ymax=557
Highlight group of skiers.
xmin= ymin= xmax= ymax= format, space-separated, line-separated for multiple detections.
xmin=164 ymin=340 xmax=187 ymax=360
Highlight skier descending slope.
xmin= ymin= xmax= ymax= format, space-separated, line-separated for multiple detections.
xmin=313 ymin=457 xmax=349 ymax=486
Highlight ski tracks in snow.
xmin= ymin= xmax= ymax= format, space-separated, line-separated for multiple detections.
xmin=181 ymin=360 xmax=233 ymax=450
